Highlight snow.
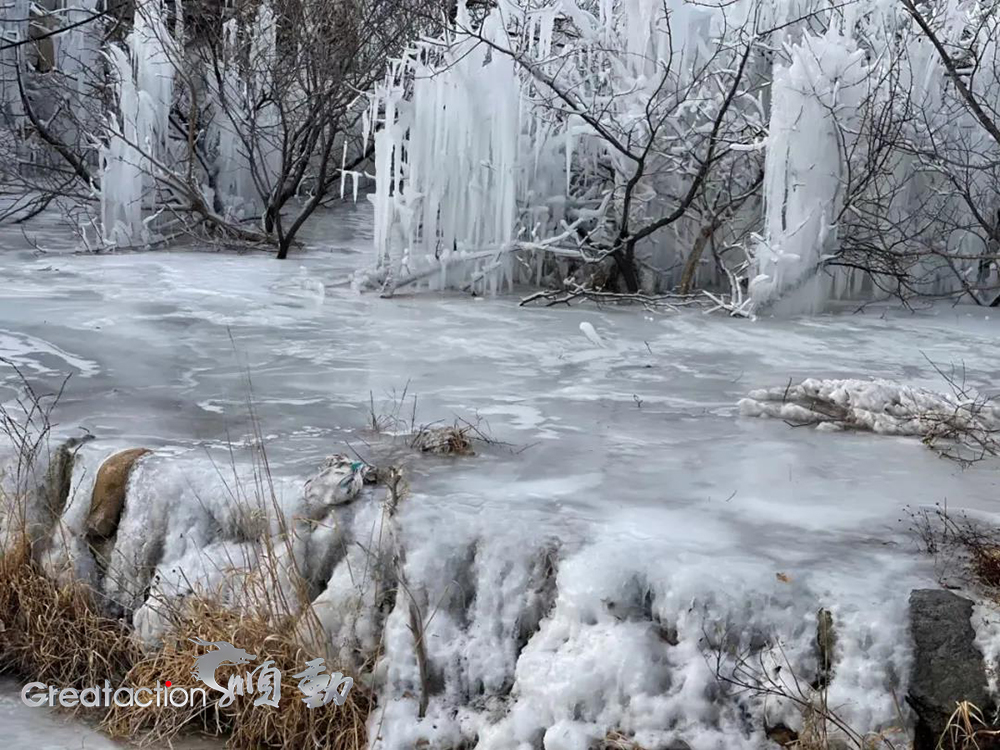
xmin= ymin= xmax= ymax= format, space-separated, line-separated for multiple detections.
xmin=2 ymin=205 xmax=1000 ymax=747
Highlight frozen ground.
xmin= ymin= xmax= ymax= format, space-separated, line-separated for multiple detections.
xmin=2 ymin=205 xmax=1000 ymax=748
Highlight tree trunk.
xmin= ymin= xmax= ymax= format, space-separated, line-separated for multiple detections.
xmin=679 ymin=224 xmax=716 ymax=295
xmin=276 ymin=237 xmax=291 ymax=260
xmin=613 ymin=245 xmax=641 ymax=293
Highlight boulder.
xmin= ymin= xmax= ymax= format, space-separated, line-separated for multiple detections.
xmin=87 ymin=448 xmax=150 ymax=539
xmin=908 ymin=589 xmax=993 ymax=749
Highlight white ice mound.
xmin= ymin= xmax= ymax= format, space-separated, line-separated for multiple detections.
xmin=739 ymin=378 xmax=1000 ymax=445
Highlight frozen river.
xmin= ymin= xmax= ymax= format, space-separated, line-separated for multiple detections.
xmin=2 ymin=206 xmax=1000 ymax=747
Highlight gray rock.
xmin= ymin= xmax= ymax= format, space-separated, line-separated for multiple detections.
xmin=907 ymin=589 xmax=993 ymax=749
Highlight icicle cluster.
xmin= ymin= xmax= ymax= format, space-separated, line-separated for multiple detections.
xmin=368 ymin=5 xmax=534 ymax=294
xmin=367 ymin=0 xmax=1000 ymax=308
xmin=0 ymin=0 xmax=29 ymax=130
xmin=57 ymin=0 xmax=102 ymax=139
xmin=750 ymin=29 xmax=868 ymax=314
xmin=100 ymin=0 xmax=176 ymax=246
xmin=208 ymin=3 xmax=281 ymax=217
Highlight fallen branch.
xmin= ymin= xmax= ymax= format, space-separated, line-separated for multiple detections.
xmin=519 ymin=287 xmax=703 ymax=311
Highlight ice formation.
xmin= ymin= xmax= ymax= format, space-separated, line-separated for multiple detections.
xmin=749 ymin=29 xmax=867 ymax=315
xmin=366 ymin=0 xmax=738 ymax=295
xmin=15 ymin=431 xmax=919 ymax=750
xmin=369 ymin=5 xmax=529 ymax=295
xmin=0 ymin=0 xmax=29 ymax=126
xmin=365 ymin=0 xmax=1000 ymax=309
xmin=208 ymin=2 xmax=282 ymax=216
xmin=4 ymin=244 xmax=999 ymax=748
xmin=740 ymin=377 xmax=1000 ymax=445
xmin=57 ymin=0 xmax=101 ymax=140
xmin=100 ymin=0 xmax=176 ymax=246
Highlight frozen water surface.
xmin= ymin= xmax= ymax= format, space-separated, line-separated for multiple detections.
xmin=2 ymin=206 xmax=1000 ymax=748
xmin=0 ymin=677 xmax=220 ymax=748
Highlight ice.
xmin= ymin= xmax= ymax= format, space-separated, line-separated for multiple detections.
xmin=0 ymin=677 xmax=221 ymax=747
xmin=368 ymin=11 xmax=523 ymax=294
xmin=974 ymin=602 xmax=1000 ymax=699
xmin=578 ymin=321 xmax=605 ymax=348
xmin=101 ymin=0 xmax=176 ymax=246
xmin=57 ymin=0 xmax=101 ymax=137
xmin=739 ymin=377 xmax=1000 ymax=443
xmin=0 ymin=0 xmax=28 ymax=127
xmin=3 ymin=205 xmax=1000 ymax=746
xmin=750 ymin=28 xmax=868 ymax=314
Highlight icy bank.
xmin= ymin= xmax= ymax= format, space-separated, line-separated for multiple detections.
xmin=12 ymin=435 xmax=924 ymax=750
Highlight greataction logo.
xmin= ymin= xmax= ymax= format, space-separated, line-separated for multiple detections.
xmin=21 ymin=638 xmax=354 ymax=709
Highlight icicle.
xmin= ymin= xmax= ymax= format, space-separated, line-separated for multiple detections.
xmin=340 ymin=142 xmax=348 ymax=200
xmin=100 ymin=0 xmax=176 ymax=246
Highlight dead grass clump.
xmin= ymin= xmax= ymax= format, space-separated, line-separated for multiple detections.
xmin=409 ymin=424 xmax=476 ymax=456
xmin=103 ymin=594 xmax=372 ymax=749
xmin=0 ymin=536 xmax=139 ymax=691
xmin=908 ymin=504 xmax=1000 ymax=594
xmin=972 ymin=546 xmax=1000 ymax=591
xmin=938 ymin=701 xmax=1000 ymax=750
xmin=0 ymin=359 xmax=373 ymax=749
xmin=366 ymin=386 xmax=517 ymax=459
xmin=593 ymin=730 xmax=648 ymax=749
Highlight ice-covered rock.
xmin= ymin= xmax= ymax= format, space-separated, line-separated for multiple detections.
xmin=86 ymin=447 xmax=150 ymax=538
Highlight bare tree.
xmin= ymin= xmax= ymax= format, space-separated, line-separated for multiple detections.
xmin=2 ymin=0 xmax=431 ymax=256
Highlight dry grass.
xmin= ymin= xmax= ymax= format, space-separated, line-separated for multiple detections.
xmin=102 ymin=596 xmax=372 ymax=748
xmin=0 ymin=360 xmax=373 ymax=749
xmin=0 ymin=535 xmax=140 ymax=691
xmin=409 ymin=424 xmax=476 ymax=456
xmin=365 ymin=385 xmax=513 ymax=458
xmin=714 ymin=634 xmax=909 ymax=750
xmin=908 ymin=504 xmax=1000 ymax=594
xmin=593 ymin=730 xmax=648 ymax=749
xmin=0 ymin=529 xmax=372 ymax=748
xmin=937 ymin=701 xmax=1000 ymax=750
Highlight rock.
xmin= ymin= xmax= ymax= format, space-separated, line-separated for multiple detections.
xmin=908 ymin=589 xmax=993 ymax=749
xmin=42 ymin=442 xmax=75 ymax=514
xmin=28 ymin=437 xmax=90 ymax=553
xmin=87 ymin=448 xmax=150 ymax=539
